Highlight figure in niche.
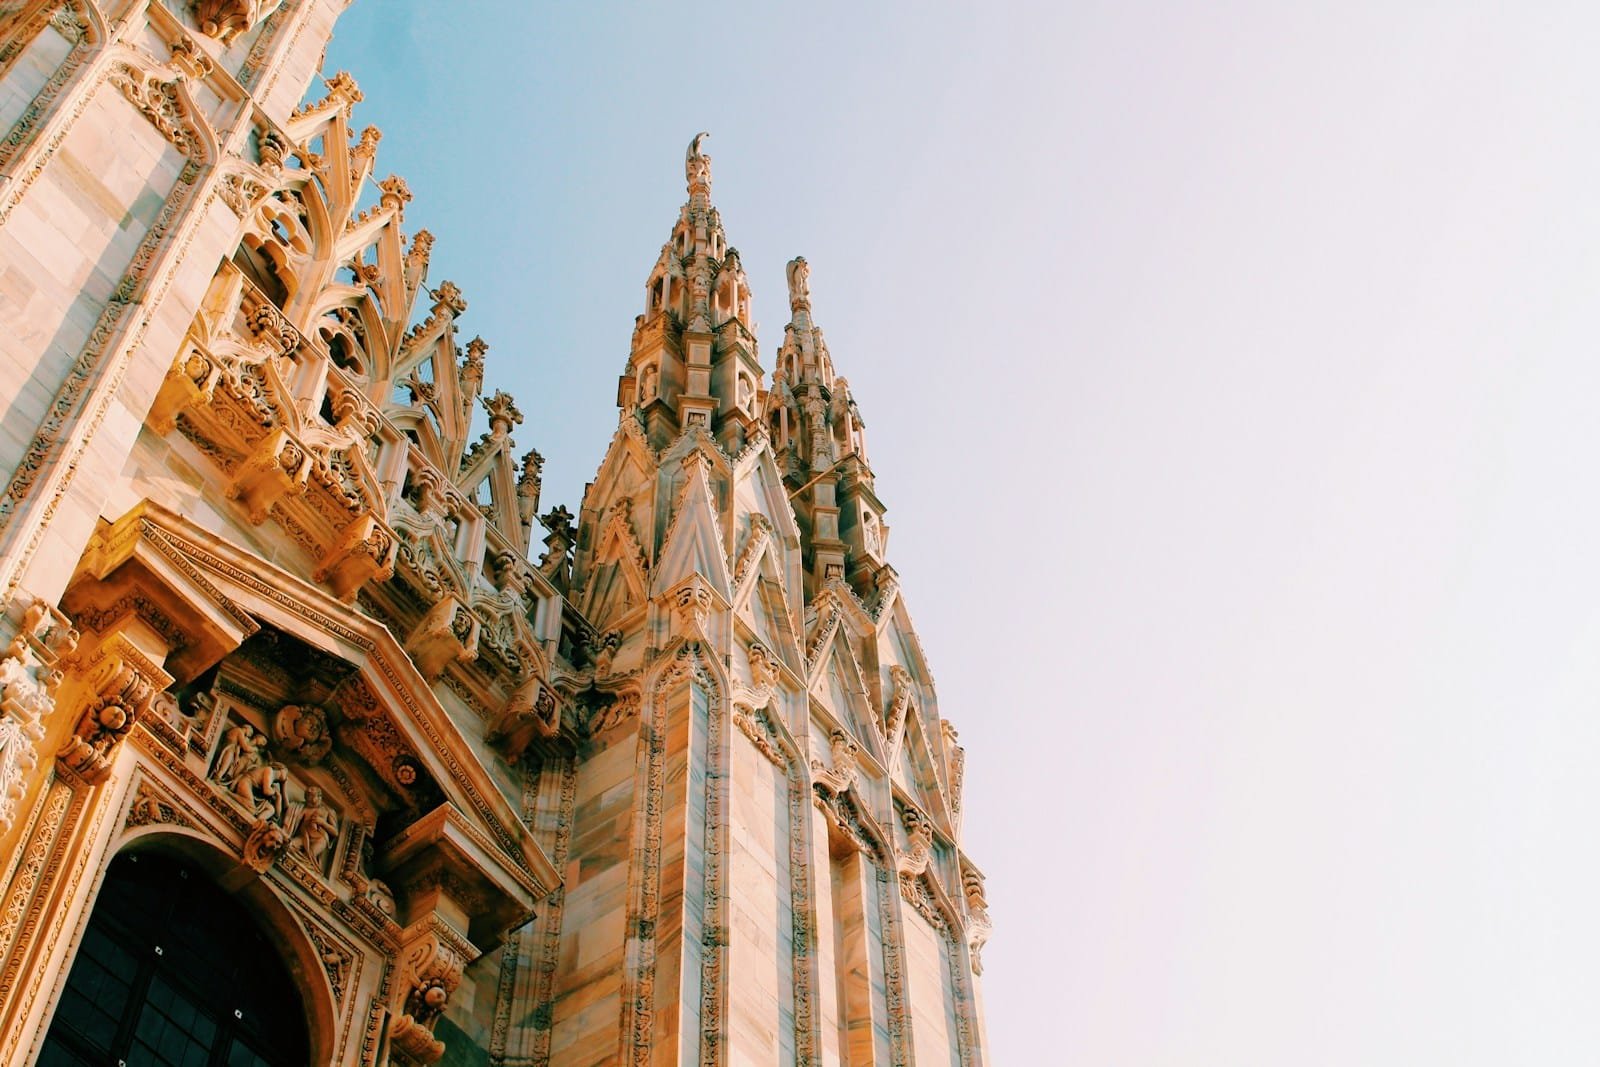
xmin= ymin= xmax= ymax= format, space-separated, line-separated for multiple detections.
xmin=213 ymin=720 xmax=267 ymax=786
xmin=233 ymin=761 xmax=289 ymax=822
xmin=637 ymin=362 xmax=658 ymax=406
xmin=293 ymin=786 xmax=339 ymax=866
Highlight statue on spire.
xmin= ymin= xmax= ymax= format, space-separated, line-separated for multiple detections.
xmin=786 ymin=256 xmax=811 ymax=313
xmin=686 ymin=132 xmax=712 ymax=197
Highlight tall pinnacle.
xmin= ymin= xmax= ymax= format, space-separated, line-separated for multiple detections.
xmin=617 ymin=135 xmax=764 ymax=453
xmin=772 ymin=255 xmax=866 ymax=470
xmin=768 ymin=257 xmax=886 ymax=597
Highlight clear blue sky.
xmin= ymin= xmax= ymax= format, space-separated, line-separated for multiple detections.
xmin=326 ymin=4 xmax=1600 ymax=1062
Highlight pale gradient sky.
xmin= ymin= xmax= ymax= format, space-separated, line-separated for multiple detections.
xmin=326 ymin=4 xmax=1600 ymax=1062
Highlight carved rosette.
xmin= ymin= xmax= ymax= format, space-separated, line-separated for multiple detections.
xmin=57 ymin=633 xmax=172 ymax=785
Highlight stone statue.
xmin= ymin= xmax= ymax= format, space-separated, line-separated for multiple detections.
xmin=786 ymin=256 xmax=810 ymax=311
xmin=294 ymin=786 xmax=339 ymax=865
xmin=213 ymin=720 xmax=267 ymax=786
xmin=685 ymin=131 xmax=711 ymax=193
xmin=233 ymin=761 xmax=288 ymax=821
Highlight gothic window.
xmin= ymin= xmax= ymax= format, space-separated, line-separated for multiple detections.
xmin=37 ymin=851 xmax=310 ymax=1066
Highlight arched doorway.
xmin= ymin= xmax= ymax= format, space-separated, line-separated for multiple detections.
xmin=36 ymin=850 xmax=311 ymax=1066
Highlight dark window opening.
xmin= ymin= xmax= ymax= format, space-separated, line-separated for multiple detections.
xmin=37 ymin=851 xmax=310 ymax=1066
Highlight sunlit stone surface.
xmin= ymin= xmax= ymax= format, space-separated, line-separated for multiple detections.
xmin=0 ymin=4 xmax=989 ymax=1063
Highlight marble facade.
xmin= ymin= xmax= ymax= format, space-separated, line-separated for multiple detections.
xmin=0 ymin=3 xmax=991 ymax=1064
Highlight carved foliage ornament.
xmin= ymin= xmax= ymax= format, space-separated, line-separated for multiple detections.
xmin=107 ymin=62 xmax=208 ymax=164
xmin=190 ymin=0 xmax=285 ymax=44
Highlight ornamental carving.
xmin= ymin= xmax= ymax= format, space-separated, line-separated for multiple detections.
xmin=57 ymin=634 xmax=172 ymax=784
xmin=884 ymin=664 xmax=913 ymax=752
xmin=124 ymin=781 xmax=193 ymax=830
xmin=272 ymin=702 xmax=332 ymax=764
xmin=241 ymin=816 xmax=290 ymax=872
xmin=733 ymin=704 xmax=782 ymax=767
xmin=586 ymin=690 xmax=639 ymax=736
xmin=303 ymin=920 xmax=354 ymax=1004
xmin=0 ymin=600 xmax=74 ymax=829
xmin=671 ymin=576 xmax=715 ymax=638
xmin=107 ymin=61 xmax=208 ymax=163
xmin=746 ymin=639 xmax=779 ymax=702
xmin=190 ymin=0 xmax=285 ymax=44
xmin=895 ymin=802 xmax=933 ymax=881
xmin=810 ymin=728 xmax=860 ymax=795
xmin=962 ymin=862 xmax=993 ymax=975
xmin=731 ymin=513 xmax=772 ymax=587
xmin=209 ymin=711 xmax=343 ymax=875
xmin=390 ymin=922 xmax=469 ymax=1064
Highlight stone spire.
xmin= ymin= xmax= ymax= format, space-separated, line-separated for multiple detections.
xmin=616 ymin=134 xmax=765 ymax=454
xmin=768 ymin=257 xmax=888 ymax=599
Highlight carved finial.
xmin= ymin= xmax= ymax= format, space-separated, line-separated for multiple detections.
xmin=686 ymin=131 xmax=711 ymax=197
xmin=786 ymin=256 xmax=810 ymax=313
xmin=378 ymin=174 xmax=412 ymax=217
xmin=540 ymin=506 xmax=575 ymax=542
xmin=431 ymin=280 xmax=466 ymax=316
xmin=517 ymin=449 xmax=543 ymax=525
xmin=406 ymin=229 xmax=434 ymax=279
xmin=351 ymin=125 xmax=382 ymax=166
xmin=482 ymin=390 xmax=522 ymax=436
xmin=324 ymin=70 xmax=363 ymax=108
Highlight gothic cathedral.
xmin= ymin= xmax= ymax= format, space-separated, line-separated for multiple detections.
xmin=0 ymin=2 xmax=991 ymax=1064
